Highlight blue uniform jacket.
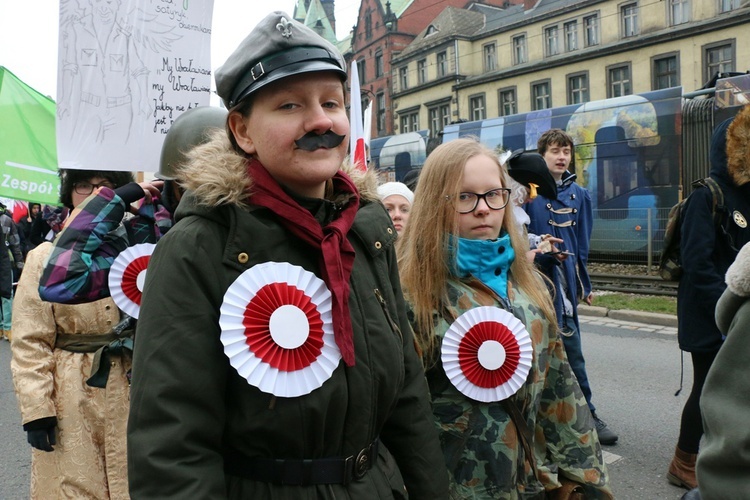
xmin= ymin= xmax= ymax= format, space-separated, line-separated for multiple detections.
xmin=524 ymin=173 xmax=593 ymax=330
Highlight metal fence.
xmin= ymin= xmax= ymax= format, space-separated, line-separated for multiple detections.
xmin=589 ymin=207 xmax=673 ymax=267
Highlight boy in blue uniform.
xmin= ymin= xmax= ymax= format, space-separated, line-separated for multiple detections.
xmin=524 ymin=129 xmax=619 ymax=445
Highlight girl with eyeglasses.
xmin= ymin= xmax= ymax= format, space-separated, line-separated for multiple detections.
xmin=397 ymin=138 xmax=612 ymax=499
xmin=11 ymin=169 xmax=135 ymax=499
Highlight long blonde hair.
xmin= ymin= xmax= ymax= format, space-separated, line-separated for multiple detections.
xmin=398 ymin=138 xmax=556 ymax=358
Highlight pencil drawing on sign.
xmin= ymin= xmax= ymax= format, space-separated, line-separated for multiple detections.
xmin=57 ymin=0 xmax=181 ymax=147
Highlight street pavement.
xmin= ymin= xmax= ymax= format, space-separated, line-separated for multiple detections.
xmin=1 ymin=311 xmax=689 ymax=499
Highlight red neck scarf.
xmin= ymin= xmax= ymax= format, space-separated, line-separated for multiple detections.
xmin=246 ymin=159 xmax=359 ymax=366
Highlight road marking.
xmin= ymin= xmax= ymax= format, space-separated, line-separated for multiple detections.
xmin=602 ymin=449 xmax=623 ymax=465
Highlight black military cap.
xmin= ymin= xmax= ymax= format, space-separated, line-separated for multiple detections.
xmin=215 ymin=11 xmax=347 ymax=109
xmin=506 ymin=150 xmax=558 ymax=200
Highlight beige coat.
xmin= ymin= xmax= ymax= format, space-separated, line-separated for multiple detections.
xmin=11 ymin=242 xmax=130 ymax=499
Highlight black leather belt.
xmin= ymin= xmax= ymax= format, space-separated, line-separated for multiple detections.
xmin=224 ymin=439 xmax=379 ymax=485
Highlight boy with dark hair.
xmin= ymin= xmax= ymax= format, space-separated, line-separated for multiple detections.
xmin=524 ymin=128 xmax=619 ymax=445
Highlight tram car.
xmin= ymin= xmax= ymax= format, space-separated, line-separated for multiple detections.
xmin=371 ymin=73 xmax=750 ymax=260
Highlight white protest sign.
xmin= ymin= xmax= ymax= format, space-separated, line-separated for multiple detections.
xmin=56 ymin=0 xmax=214 ymax=171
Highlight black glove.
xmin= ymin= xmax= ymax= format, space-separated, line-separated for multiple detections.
xmin=23 ymin=417 xmax=57 ymax=452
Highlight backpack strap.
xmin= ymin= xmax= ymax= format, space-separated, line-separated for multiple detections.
xmin=702 ymin=178 xmax=725 ymax=224
xmin=695 ymin=177 xmax=737 ymax=252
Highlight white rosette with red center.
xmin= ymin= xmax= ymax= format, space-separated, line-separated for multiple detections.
xmin=219 ymin=261 xmax=340 ymax=398
xmin=108 ymin=243 xmax=156 ymax=319
xmin=441 ymin=306 xmax=532 ymax=402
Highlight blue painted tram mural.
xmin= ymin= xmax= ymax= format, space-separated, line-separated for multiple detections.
xmin=371 ymin=73 xmax=750 ymax=258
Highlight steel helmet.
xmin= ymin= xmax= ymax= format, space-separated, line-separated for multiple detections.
xmin=157 ymin=106 xmax=228 ymax=180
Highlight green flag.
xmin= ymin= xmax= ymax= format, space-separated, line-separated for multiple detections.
xmin=0 ymin=66 xmax=59 ymax=205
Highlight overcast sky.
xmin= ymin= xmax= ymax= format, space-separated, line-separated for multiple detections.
xmin=0 ymin=1 xmax=360 ymax=101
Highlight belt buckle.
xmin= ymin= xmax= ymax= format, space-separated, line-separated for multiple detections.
xmin=353 ymin=445 xmax=370 ymax=480
xmin=251 ymin=62 xmax=265 ymax=81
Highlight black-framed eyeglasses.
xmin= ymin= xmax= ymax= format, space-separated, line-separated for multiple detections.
xmin=73 ymin=181 xmax=115 ymax=196
xmin=454 ymin=188 xmax=511 ymax=214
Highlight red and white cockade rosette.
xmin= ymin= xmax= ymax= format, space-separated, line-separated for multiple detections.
xmin=108 ymin=243 xmax=156 ymax=319
xmin=441 ymin=306 xmax=532 ymax=402
xmin=219 ymin=261 xmax=340 ymax=398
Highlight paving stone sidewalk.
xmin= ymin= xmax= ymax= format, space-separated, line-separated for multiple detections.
xmin=578 ymin=305 xmax=678 ymax=336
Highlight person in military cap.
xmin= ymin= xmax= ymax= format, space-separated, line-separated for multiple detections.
xmin=38 ymin=106 xmax=226 ymax=305
xmin=127 ymin=11 xmax=448 ymax=499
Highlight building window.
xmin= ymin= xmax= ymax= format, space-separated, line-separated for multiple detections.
xmin=703 ymin=40 xmax=735 ymax=82
xmin=400 ymin=111 xmax=419 ymax=133
xmin=428 ymin=104 xmax=450 ymax=138
xmin=531 ymin=80 xmax=551 ymax=110
xmin=545 ymin=26 xmax=559 ymax=57
xmin=567 ymin=73 xmax=589 ymax=104
xmin=375 ymin=51 xmax=384 ymax=78
xmin=564 ymin=21 xmax=578 ymax=52
xmin=652 ymin=53 xmax=680 ymax=90
xmin=719 ymin=0 xmax=740 ymax=12
xmin=512 ymin=35 xmax=527 ymax=65
xmin=621 ymin=3 xmax=639 ymax=38
xmin=399 ymin=67 xmax=408 ymax=91
xmin=608 ymin=64 xmax=632 ymax=97
xmin=365 ymin=10 xmax=372 ymax=39
xmin=498 ymin=87 xmax=517 ymax=116
xmin=357 ymin=59 xmax=366 ymax=84
xmin=437 ymin=51 xmax=447 ymax=77
xmin=469 ymin=94 xmax=486 ymax=121
xmin=483 ymin=43 xmax=497 ymax=72
xmin=417 ymin=59 xmax=426 ymax=84
xmin=669 ymin=0 xmax=690 ymax=25
xmin=376 ymin=92 xmax=386 ymax=133
xmin=584 ymin=14 xmax=599 ymax=47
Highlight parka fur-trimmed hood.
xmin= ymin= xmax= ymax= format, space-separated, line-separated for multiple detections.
xmin=727 ymin=104 xmax=750 ymax=187
xmin=176 ymin=130 xmax=381 ymax=209
xmin=726 ymin=242 xmax=750 ymax=297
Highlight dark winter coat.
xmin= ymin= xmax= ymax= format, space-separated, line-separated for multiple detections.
xmin=677 ymin=112 xmax=750 ymax=352
xmin=0 ymin=238 xmax=11 ymax=299
xmin=127 ymin=137 xmax=449 ymax=499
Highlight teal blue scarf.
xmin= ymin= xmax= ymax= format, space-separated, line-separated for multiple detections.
xmin=450 ymin=232 xmax=515 ymax=299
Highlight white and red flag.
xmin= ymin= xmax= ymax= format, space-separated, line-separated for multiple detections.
xmin=349 ymin=60 xmax=367 ymax=171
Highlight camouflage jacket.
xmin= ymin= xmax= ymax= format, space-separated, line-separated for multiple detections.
xmin=424 ymin=276 xmax=612 ymax=499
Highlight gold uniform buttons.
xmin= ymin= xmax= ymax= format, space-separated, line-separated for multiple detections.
xmin=238 ymin=252 xmax=249 ymax=264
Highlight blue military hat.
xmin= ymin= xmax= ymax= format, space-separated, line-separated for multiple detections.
xmin=506 ymin=149 xmax=558 ymax=200
xmin=215 ymin=11 xmax=347 ymax=109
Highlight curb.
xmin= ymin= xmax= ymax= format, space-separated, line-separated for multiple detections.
xmin=578 ymin=304 xmax=678 ymax=328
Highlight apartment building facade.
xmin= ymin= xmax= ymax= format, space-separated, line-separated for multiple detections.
xmin=389 ymin=0 xmax=750 ymax=139
xmin=349 ymin=0 xmax=517 ymax=138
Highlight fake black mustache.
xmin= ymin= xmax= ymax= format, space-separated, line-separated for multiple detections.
xmin=294 ymin=131 xmax=346 ymax=151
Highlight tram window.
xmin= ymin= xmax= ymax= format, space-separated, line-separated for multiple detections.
xmin=599 ymin=157 xmax=638 ymax=204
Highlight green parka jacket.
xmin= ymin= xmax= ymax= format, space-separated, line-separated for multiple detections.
xmin=127 ymin=135 xmax=449 ymax=499
xmin=698 ymin=241 xmax=750 ymax=499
